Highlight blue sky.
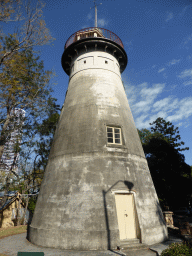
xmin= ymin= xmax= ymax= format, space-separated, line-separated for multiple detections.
xmin=36 ymin=0 xmax=192 ymax=166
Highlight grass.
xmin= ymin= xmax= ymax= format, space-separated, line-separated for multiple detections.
xmin=0 ymin=225 xmax=27 ymax=239
xmin=0 ymin=225 xmax=27 ymax=256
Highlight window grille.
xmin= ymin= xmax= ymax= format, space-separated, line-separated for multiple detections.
xmin=107 ymin=126 xmax=122 ymax=145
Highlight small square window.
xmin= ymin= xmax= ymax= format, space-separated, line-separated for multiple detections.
xmin=106 ymin=126 xmax=122 ymax=145
xmin=105 ymin=60 xmax=108 ymax=64
xmin=84 ymin=60 xmax=86 ymax=64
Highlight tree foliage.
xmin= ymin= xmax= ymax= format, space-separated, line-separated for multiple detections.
xmin=0 ymin=0 xmax=20 ymax=23
xmin=138 ymin=117 xmax=191 ymax=209
xmin=1 ymin=98 xmax=60 ymax=222
xmin=0 ymin=0 xmax=54 ymax=66
xmin=0 ymin=46 xmax=53 ymax=167
xmin=34 ymin=101 xmax=60 ymax=172
xmin=149 ymin=117 xmax=189 ymax=152
xmin=0 ymin=0 xmax=56 ymax=212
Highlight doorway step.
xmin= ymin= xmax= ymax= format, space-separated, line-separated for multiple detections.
xmin=120 ymin=239 xmax=149 ymax=250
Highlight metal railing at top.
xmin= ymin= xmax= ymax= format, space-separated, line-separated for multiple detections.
xmin=64 ymin=27 xmax=124 ymax=49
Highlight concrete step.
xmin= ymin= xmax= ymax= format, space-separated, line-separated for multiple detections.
xmin=120 ymin=239 xmax=149 ymax=250
xmin=120 ymin=238 xmax=140 ymax=246
xmin=122 ymin=244 xmax=149 ymax=250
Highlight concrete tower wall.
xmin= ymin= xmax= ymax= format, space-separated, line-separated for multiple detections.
xmin=29 ymin=39 xmax=168 ymax=250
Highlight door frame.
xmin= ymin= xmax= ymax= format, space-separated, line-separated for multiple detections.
xmin=112 ymin=190 xmax=141 ymax=241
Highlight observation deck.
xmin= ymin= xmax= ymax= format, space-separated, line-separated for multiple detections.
xmin=62 ymin=27 xmax=127 ymax=75
xmin=64 ymin=27 xmax=124 ymax=49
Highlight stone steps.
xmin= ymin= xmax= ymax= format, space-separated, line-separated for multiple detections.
xmin=120 ymin=239 xmax=149 ymax=250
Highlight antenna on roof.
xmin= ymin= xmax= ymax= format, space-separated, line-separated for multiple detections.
xmin=90 ymin=0 xmax=102 ymax=27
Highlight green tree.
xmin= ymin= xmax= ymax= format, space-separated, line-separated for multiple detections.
xmin=138 ymin=118 xmax=191 ymax=209
xmin=0 ymin=46 xmax=56 ymax=208
xmin=0 ymin=0 xmax=56 ymax=218
xmin=137 ymin=128 xmax=152 ymax=145
xmin=34 ymin=100 xmax=60 ymax=172
xmin=149 ymin=117 xmax=189 ymax=152
xmin=0 ymin=0 xmax=55 ymax=168
xmin=0 ymin=46 xmax=53 ymax=162
xmin=12 ymin=101 xmax=60 ymax=219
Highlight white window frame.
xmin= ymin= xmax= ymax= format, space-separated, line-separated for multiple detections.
xmin=106 ymin=126 xmax=122 ymax=145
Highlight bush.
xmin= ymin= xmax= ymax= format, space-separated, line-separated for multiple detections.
xmin=161 ymin=242 xmax=192 ymax=256
xmin=28 ymin=197 xmax=37 ymax=213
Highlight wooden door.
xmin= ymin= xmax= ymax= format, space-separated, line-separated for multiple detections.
xmin=115 ymin=193 xmax=137 ymax=240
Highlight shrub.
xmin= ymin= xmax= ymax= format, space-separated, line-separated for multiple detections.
xmin=28 ymin=197 xmax=37 ymax=213
xmin=161 ymin=242 xmax=192 ymax=256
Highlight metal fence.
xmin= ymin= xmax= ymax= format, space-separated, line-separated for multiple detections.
xmin=64 ymin=27 xmax=124 ymax=49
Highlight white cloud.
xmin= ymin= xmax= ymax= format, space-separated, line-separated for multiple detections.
xmin=158 ymin=68 xmax=165 ymax=73
xmin=134 ymin=101 xmax=151 ymax=114
xmin=140 ymin=83 xmax=165 ymax=100
xmin=177 ymin=122 xmax=183 ymax=127
xmin=178 ymin=69 xmax=192 ymax=78
xmin=125 ymin=81 xmax=192 ymax=129
xmin=134 ymin=114 xmax=150 ymax=129
xmin=153 ymin=97 xmax=178 ymax=113
xmin=165 ymin=12 xmax=173 ymax=22
xmin=155 ymin=111 xmax=167 ymax=119
xmin=153 ymin=98 xmax=171 ymax=111
xmin=97 ymin=18 xmax=108 ymax=27
xmin=127 ymin=83 xmax=165 ymax=116
xmin=184 ymin=81 xmax=192 ymax=86
xmin=167 ymin=98 xmax=192 ymax=122
xmin=168 ymin=59 xmax=181 ymax=66
xmin=178 ymin=68 xmax=192 ymax=87
xmin=126 ymin=83 xmax=140 ymax=106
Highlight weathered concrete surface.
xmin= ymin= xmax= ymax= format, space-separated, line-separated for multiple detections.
xmin=29 ymin=47 xmax=168 ymax=250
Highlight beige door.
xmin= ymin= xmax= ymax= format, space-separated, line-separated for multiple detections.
xmin=115 ymin=193 xmax=137 ymax=240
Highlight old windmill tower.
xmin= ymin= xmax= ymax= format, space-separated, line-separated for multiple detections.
xmin=29 ymin=1 xmax=168 ymax=250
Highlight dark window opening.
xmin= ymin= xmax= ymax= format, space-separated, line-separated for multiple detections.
xmin=107 ymin=126 xmax=122 ymax=145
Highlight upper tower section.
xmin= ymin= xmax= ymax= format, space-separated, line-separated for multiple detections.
xmin=62 ymin=27 xmax=128 ymax=76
